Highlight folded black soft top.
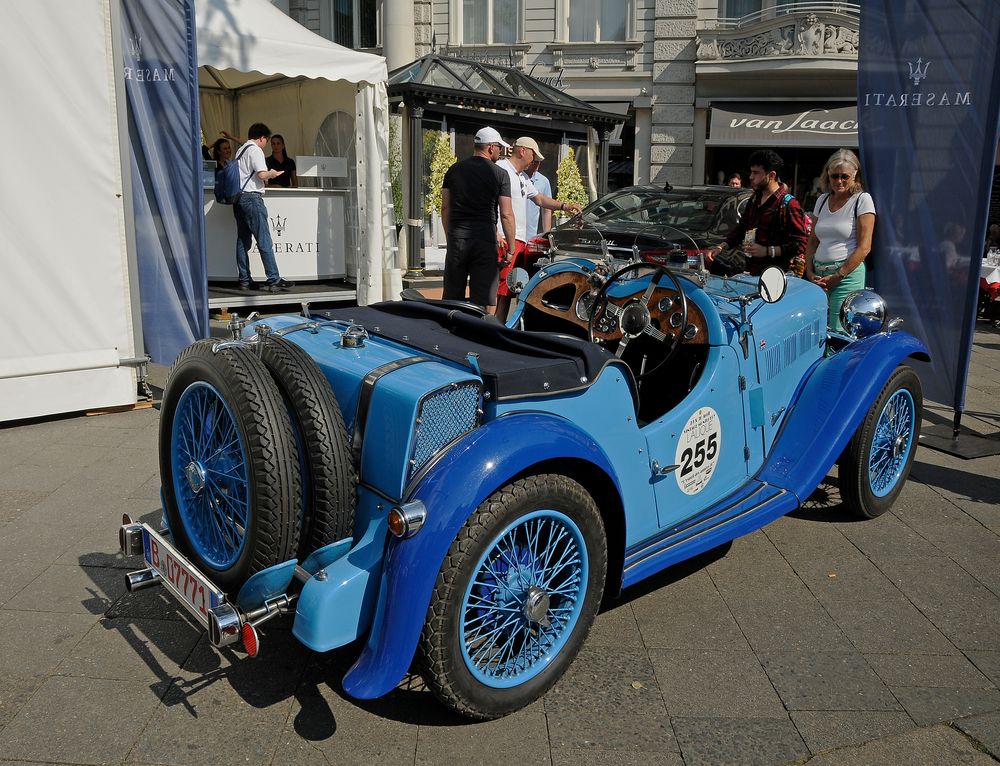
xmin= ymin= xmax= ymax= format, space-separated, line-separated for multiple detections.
xmin=318 ymin=301 xmax=632 ymax=402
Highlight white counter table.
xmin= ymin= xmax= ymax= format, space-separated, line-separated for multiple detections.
xmin=204 ymin=187 xmax=347 ymax=281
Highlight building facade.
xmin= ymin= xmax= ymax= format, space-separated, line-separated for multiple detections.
xmin=280 ymin=0 xmax=860 ymax=206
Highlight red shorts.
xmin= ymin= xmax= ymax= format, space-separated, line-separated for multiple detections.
xmin=497 ymin=239 xmax=528 ymax=298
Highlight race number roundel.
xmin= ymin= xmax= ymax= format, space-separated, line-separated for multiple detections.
xmin=675 ymin=407 xmax=721 ymax=495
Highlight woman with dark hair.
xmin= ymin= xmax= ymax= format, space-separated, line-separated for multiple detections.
xmin=266 ymin=134 xmax=297 ymax=188
xmin=804 ymin=148 xmax=876 ymax=332
xmin=211 ymin=137 xmax=233 ymax=166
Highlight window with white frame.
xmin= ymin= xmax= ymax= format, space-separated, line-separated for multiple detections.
xmin=321 ymin=0 xmax=379 ymax=49
xmin=462 ymin=0 xmax=519 ymax=45
xmin=568 ymin=0 xmax=628 ymax=42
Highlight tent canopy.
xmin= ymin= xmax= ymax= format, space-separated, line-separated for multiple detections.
xmin=196 ymin=0 xmax=387 ymax=90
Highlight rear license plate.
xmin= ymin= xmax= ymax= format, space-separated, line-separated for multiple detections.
xmin=142 ymin=528 xmax=224 ymax=628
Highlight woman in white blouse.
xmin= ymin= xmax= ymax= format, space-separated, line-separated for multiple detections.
xmin=804 ymin=149 xmax=876 ymax=332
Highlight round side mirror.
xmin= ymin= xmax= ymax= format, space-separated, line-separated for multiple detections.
xmin=506 ymin=267 xmax=530 ymax=295
xmin=758 ymin=266 xmax=787 ymax=303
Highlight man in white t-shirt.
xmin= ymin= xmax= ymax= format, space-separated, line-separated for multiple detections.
xmin=525 ymin=158 xmax=553 ymax=242
xmin=234 ymin=122 xmax=293 ymax=293
xmin=495 ymin=136 xmax=581 ymax=318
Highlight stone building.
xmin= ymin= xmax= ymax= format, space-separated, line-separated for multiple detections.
xmin=278 ymin=0 xmax=860 ymax=206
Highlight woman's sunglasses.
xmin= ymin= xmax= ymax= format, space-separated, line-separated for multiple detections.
xmin=829 ymin=173 xmax=852 ymax=180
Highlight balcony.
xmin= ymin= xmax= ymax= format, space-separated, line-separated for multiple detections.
xmin=697 ymin=2 xmax=859 ymax=65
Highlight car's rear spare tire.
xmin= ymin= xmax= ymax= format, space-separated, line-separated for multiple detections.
xmin=256 ymin=335 xmax=356 ymax=556
xmin=159 ymin=340 xmax=302 ymax=592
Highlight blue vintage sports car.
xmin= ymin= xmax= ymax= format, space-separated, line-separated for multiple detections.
xmin=118 ymin=255 xmax=926 ymax=720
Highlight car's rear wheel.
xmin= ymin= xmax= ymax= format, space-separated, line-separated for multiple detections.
xmin=418 ymin=474 xmax=607 ymax=720
xmin=257 ymin=336 xmax=356 ymax=556
xmin=840 ymin=365 xmax=922 ymax=519
xmin=159 ymin=341 xmax=301 ymax=592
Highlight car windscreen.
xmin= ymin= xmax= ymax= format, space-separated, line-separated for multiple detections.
xmin=583 ymin=191 xmax=726 ymax=234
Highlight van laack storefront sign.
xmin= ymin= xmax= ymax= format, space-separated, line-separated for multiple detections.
xmin=708 ymin=102 xmax=858 ymax=147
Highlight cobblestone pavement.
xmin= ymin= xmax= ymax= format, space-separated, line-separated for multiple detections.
xmin=0 ymin=324 xmax=998 ymax=766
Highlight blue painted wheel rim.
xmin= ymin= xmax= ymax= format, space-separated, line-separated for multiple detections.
xmin=170 ymin=382 xmax=249 ymax=569
xmin=460 ymin=509 xmax=589 ymax=689
xmin=868 ymin=388 xmax=915 ymax=498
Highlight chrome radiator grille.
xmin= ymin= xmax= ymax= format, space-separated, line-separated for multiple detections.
xmin=409 ymin=381 xmax=482 ymax=478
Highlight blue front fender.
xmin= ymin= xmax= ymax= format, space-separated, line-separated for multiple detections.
xmin=759 ymin=331 xmax=929 ymax=499
xmin=341 ymin=412 xmax=622 ymax=700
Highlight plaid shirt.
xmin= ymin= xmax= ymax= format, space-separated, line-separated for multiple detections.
xmin=725 ymin=183 xmax=810 ymax=274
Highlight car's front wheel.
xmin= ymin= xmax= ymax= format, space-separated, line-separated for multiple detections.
xmin=418 ymin=475 xmax=607 ymax=720
xmin=840 ymin=365 xmax=922 ymax=519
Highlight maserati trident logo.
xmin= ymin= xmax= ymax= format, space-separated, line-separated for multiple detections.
xmin=128 ymin=34 xmax=142 ymax=61
xmin=908 ymin=58 xmax=930 ymax=87
xmin=270 ymin=214 xmax=287 ymax=237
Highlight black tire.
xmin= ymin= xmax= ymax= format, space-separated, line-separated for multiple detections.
xmin=257 ymin=335 xmax=357 ymax=556
xmin=418 ymin=474 xmax=607 ymax=720
xmin=159 ymin=340 xmax=301 ymax=592
xmin=840 ymin=365 xmax=922 ymax=519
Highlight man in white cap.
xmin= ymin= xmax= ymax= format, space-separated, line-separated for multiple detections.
xmin=441 ymin=127 xmax=517 ymax=313
xmin=495 ymin=136 xmax=583 ymax=319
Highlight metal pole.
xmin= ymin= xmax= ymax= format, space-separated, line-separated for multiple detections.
xmin=405 ymin=103 xmax=425 ymax=280
xmin=598 ymin=127 xmax=612 ymax=196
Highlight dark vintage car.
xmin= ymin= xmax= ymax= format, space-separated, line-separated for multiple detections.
xmin=529 ymin=184 xmax=753 ymax=268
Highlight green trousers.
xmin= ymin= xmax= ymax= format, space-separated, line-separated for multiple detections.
xmin=814 ymin=260 xmax=866 ymax=333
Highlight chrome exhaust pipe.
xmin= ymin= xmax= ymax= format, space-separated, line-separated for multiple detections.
xmin=125 ymin=568 xmax=161 ymax=592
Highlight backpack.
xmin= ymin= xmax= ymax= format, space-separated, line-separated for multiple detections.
xmin=213 ymin=145 xmax=252 ymax=204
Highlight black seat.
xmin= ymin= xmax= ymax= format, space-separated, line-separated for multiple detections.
xmin=399 ymin=288 xmax=491 ymax=319
xmin=320 ymin=302 xmax=636 ymax=404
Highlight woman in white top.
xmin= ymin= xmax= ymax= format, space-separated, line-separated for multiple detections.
xmin=804 ymin=149 xmax=876 ymax=332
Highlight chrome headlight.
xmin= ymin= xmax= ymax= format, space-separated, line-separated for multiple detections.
xmin=840 ymin=289 xmax=886 ymax=338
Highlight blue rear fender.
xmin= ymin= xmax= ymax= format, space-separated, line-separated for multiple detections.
xmin=759 ymin=331 xmax=929 ymax=499
xmin=341 ymin=412 xmax=624 ymax=700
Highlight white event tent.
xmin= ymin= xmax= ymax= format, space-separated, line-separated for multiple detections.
xmin=0 ymin=0 xmax=398 ymax=423
xmin=195 ymin=0 xmax=399 ymax=302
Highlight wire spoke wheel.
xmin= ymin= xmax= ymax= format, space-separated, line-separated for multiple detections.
xmin=159 ymin=341 xmax=301 ymax=591
xmin=419 ymin=474 xmax=606 ymax=720
xmin=461 ymin=510 xmax=587 ymax=687
xmin=840 ymin=365 xmax=922 ymax=519
xmin=171 ymin=382 xmax=249 ymax=569
xmin=868 ymin=388 xmax=915 ymax=497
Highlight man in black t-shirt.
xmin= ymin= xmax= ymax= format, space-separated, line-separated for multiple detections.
xmin=441 ymin=127 xmax=516 ymax=312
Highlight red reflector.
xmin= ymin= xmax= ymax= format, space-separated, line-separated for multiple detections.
xmin=241 ymin=622 xmax=259 ymax=658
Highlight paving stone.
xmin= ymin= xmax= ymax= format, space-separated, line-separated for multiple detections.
xmin=4 ymin=564 xmax=127 ymax=616
xmin=0 ymin=488 xmax=49 ymax=526
xmin=803 ymin=723 xmax=996 ymax=765
xmin=648 ymin=648 xmax=785 ymax=718
xmin=56 ymin=616 xmax=202 ymax=683
xmin=790 ymin=710 xmax=915 ymax=755
xmin=550 ymin=747 xmax=684 ymax=765
xmin=105 ymin=586 xmax=196 ymax=622
xmin=416 ymin=701 xmax=549 ymax=765
xmin=759 ymin=651 xmax=899 ymax=712
xmin=891 ymin=686 xmax=1000 ymax=726
xmin=0 ymin=610 xmax=97 ymax=677
xmin=0 ymin=675 xmax=160 ymax=765
xmin=128 ymin=666 xmax=300 ymax=766
xmin=714 ymin=587 xmax=852 ymax=653
xmin=270 ymin=680 xmax=420 ymax=766
xmin=865 ymin=653 xmax=993 ymax=688
xmin=631 ymin=569 xmax=748 ymax=650
xmin=544 ymin=647 xmax=675 ymax=750
xmin=0 ymin=674 xmax=42 ymax=729
xmin=955 ymin=711 xmax=1000 ymax=758
xmin=586 ymin=602 xmax=645 ymax=649
xmin=0 ymin=461 xmax=75 ymax=494
xmin=966 ymin=651 xmax=1000 ymax=686
xmin=671 ymin=716 xmax=808 ymax=766
xmin=822 ymin=596 xmax=956 ymax=654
